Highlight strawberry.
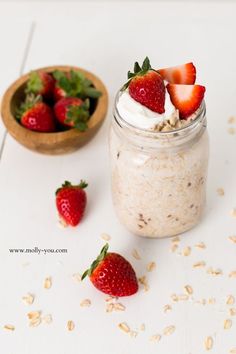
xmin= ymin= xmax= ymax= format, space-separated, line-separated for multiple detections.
xmin=52 ymin=69 xmax=102 ymax=102
xmin=167 ymin=84 xmax=205 ymax=119
xmin=56 ymin=180 xmax=88 ymax=227
xmin=26 ymin=71 xmax=55 ymax=100
xmin=54 ymin=97 xmax=90 ymax=131
xmin=158 ymin=62 xmax=196 ymax=85
xmin=123 ymin=57 xmax=165 ymax=114
xmin=16 ymin=94 xmax=56 ymax=132
xmin=82 ymin=243 xmax=138 ymax=297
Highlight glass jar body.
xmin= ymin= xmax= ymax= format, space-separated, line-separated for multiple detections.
xmin=109 ymin=108 xmax=209 ymax=238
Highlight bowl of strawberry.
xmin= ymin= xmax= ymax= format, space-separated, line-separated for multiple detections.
xmin=1 ymin=66 xmax=108 ymax=154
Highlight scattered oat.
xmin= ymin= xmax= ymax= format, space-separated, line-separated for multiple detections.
xmin=138 ymin=276 xmax=149 ymax=291
xmin=114 ymin=303 xmax=126 ymax=312
xmin=42 ymin=314 xmax=52 ymax=324
xmin=216 ymin=188 xmax=225 ymax=196
xmin=150 ymin=334 xmax=161 ymax=342
xmin=224 ymin=319 xmax=232 ymax=330
xmin=230 ymin=349 xmax=236 ymax=354
xmin=228 ymin=116 xmax=236 ymax=124
xmin=208 ymin=298 xmax=216 ymax=305
xmin=182 ymin=246 xmax=191 ymax=256
xmin=229 ymin=308 xmax=236 ymax=316
xmin=228 ymin=127 xmax=236 ymax=135
xmin=229 ymin=271 xmax=236 ymax=278
xmin=229 ymin=236 xmax=236 ymax=244
xmin=226 ymin=295 xmax=235 ymax=305
xmin=205 ymin=336 xmax=213 ymax=350
xmin=118 ymin=322 xmax=130 ymax=333
xmin=163 ymin=325 xmax=175 ymax=336
xmin=164 ymin=304 xmax=172 ymax=313
xmin=29 ymin=318 xmax=41 ymax=327
xmin=207 ymin=267 xmax=222 ymax=276
xmin=72 ymin=272 xmax=82 ymax=282
xmin=4 ymin=324 xmax=15 ymax=331
xmin=230 ymin=209 xmax=236 ymax=218
xmin=80 ymin=299 xmax=91 ymax=307
xmin=22 ymin=293 xmax=34 ymax=305
xmin=132 ymin=249 xmax=141 ymax=260
xmin=58 ymin=216 xmax=68 ymax=228
xmin=44 ymin=277 xmax=52 ymax=289
xmin=193 ymin=261 xmax=206 ymax=268
xmin=106 ymin=303 xmax=114 ymax=313
xmin=195 ymin=242 xmax=206 ymax=249
xmin=129 ymin=330 xmax=138 ymax=338
xmin=147 ymin=261 xmax=156 ymax=272
xmin=100 ymin=233 xmax=111 ymax=241
xmin=171 ymin=294 xmax=179 ymax=302
xmin=170 ymin=243 xmax=178 ymax=252
xmin=140 ymin=323 xmax=145 ymax=331
xmin=27 ymin=311 xmax=41 ymax=320
xmin=184 ymin=285 xmax=193 ymax=295
xmin=105 ymin=295 xmax=116 ymax=302
xmin=67 ymin=320 xmax=75 ymax=331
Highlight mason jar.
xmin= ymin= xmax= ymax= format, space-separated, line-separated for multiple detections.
xmin=109 ymin=92 xmax=209 ymax=238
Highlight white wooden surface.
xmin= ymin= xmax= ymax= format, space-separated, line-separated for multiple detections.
xmin=0 ymin=2 xmax=236 ymax=354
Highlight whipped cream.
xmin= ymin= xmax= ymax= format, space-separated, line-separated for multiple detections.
xmin=117 ymin=90 xmax=179 ymax=130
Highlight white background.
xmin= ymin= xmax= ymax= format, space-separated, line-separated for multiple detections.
xmin=0 ymin=2 xmax=236 ymax=354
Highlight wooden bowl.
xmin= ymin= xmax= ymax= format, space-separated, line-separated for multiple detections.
xmin=1 ymin=65 xmax=108 ymax=155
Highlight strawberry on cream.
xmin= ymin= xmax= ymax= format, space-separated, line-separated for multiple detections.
xmin=116 ymin=89 xmax=179 ymax=130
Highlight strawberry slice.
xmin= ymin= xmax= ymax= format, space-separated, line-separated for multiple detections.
xmin=158 ymin=63 xmax=196 ymax=85
xmin=166 ymin=84 xmax=205 ymax=119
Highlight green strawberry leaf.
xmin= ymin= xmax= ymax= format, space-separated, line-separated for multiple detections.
xmin=66 ymin=100 xmax=90 ymax=131
xmin=134 ymin=61 xmax=142 ymax=73
xmin=25 ymin=72 xmax=43 ymax=95
xmin=81 ymin=243 xmax=109 ymax=280
xmin=142 ymin=56 xmax=151 ymax=71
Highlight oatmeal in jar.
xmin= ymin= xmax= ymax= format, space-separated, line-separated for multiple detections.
xmin=109 ymin=57 xmax=209 ymax=238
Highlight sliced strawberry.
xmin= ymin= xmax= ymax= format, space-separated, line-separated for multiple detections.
xmin=167 ymin=84 xmax=205 ymax=119
xmin=158 ymin=63 xmax=196 ymax=85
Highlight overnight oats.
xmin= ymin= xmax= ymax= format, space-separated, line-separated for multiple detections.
xmin=109 ymin=57 xmax=209 ymax=238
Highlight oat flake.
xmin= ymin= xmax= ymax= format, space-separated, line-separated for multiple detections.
xmin=150 ymin=334 xmax=161 ymax=342
xmin=224 ymin=319 xmax=232 ymax=330
xmin=226 ymin=295 xmax=235 ymax=305
xmin=44 ymin=277 xmax=52 ymax=289
xmin=67 ymin=320 xmax=75 ymax=331
xmin=147 ymin=261 xmax=156 ymax=272
xmin=163 ymin=325 xmax=175 ymax=336
xmin=132 ymin=249 xmax=141 ymax=260
xmin=118 ymin=322 xmax=130 ymax=333
xmin=4 ymin=324 xmax=15 ymax=331
xmin=205 ymin=336 xmax=213 ymax=350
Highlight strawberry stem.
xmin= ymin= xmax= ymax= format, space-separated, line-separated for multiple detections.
xmin=122 ymin=56 xmax=153 ymax=90
xmin=81 ymin=243 xmax=109 ymax=280
xmin=55 ymin=180 xmax=88 ymax=195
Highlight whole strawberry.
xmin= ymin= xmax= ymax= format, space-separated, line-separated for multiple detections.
xmin=54 ymin=97 xmax=90 ymax=131
xmin=82 ymin=243 xmax=138 ymax=297
xmin=26 ymin=71 xmax=55 ymax=100
xmin=56 ymin=180 xmax=88 ymax=227
xmin=123 ymin=57 xmax=165 ymax=114
xmin=17 ymin=94 xmax=56 ymax=132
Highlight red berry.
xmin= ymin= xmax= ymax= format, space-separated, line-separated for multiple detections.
xmin=167 ymin=84 xmax=206 ymax=119
xmin=54 ymin=97 xmax=90 ymax=131
xmin=124 ymin=57 xmax=165 ymax=114
xmin=53 ymin=84 xmax=66 ymax=102
xmin=82 ymin=244 xmax=138 ymax=297
xmin=19 ymin=96 xmax=56 ymax=132
xmin=158 ymin=62 xmax=196 ymax=85
xmin=26 ymin=71 xmax=55 ymax=100
xmin=56 ymin=180 xmax=88 ymax=227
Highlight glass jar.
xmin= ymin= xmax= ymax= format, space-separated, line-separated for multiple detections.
xmin=109 ymin=92 xmax=209 ymax=238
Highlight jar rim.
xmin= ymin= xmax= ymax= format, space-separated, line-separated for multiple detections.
xmin=113 ymin=90 xmax=206 ymax=138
